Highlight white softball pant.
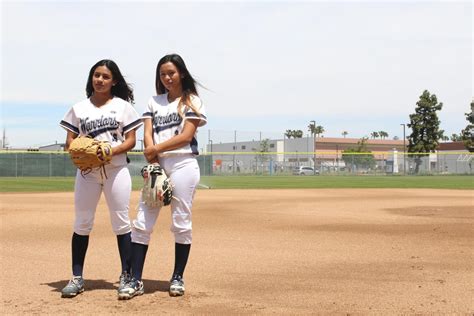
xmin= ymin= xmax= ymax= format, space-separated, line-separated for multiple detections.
xmin=132 ymin=155 xmax=200 ymax=245
xmin=73 ymin=165 xmax=132 ymax=235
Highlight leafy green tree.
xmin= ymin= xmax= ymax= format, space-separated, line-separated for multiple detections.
xmin=342 ymin=131 xmax=348 ymax=138
xmin=259 ymin=138 xmax=270 ymax=162
xmin=407 ymin=90 xmax=444 ymax=173
xmin=461 ymin=99 xmax=474 ymax=152
xmin=341 ymin=137 xmax=376 ymax=171
xmin=450 ymin=133 xmax=461 ymax=141
xmin=294 ymin=130 xmax=303 ymax=138
xmin=285 ymin=129 xmax=304 ymax=138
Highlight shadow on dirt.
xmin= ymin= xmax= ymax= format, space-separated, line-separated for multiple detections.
xmin=42 ymin=279 xmax=169 ymax=294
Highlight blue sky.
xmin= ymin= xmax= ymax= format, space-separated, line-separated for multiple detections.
xmin=1 ymin=0 xmax=472 ymax=148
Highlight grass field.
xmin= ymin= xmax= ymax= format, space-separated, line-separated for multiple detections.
xmin=0 ymin=175 xmax=472 ymax=192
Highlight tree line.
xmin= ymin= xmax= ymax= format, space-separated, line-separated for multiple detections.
xmin=285 ymin=127 xmax=391 ymax=140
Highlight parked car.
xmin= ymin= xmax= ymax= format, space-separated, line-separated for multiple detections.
xmin=292 ymin=166 xmax=319 ymax=175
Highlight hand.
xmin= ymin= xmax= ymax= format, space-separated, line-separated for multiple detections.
xmin=97 ymin=147 xmax=104 ymax=160
xmin=97 ymin=144 xmax=111 ymax=161
xmin=144 ymin=145 xmax=158 ymax=163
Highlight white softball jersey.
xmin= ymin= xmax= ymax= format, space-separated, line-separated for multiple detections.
xmin=142 ymin=94 xmax=207 ymax=156
xmin=60 ymin=97 xmax=143 ymax=166
xmin=60 ymin=97 xmax=143 ymax=235
xmin=132 ymin=94 xmax=206 ymax=245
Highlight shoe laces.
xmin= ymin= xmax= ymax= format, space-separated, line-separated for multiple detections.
xmin=171 ymin=274 xmax=182 ymax=281
xmin=70 ymin=276 xmax=82 ymax=286
xmin=126 ymin=277 xmax=141 ymax=288
xmin=119 ymin=272 xmax=130 ymax=282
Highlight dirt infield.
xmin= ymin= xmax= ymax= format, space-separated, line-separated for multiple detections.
xmin=1 ymin=189 xmax=473 ymax=314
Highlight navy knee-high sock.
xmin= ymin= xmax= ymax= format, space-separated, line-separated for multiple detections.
xmin=173 ymin=243 xmax=191 ymax=278
xmin=116 ymin=232 xmax=131 ymax=274
xmin=130 ymin=242 xmax=148 ymax=281
xmin=72 ymin=233 xmax=89 ymax=277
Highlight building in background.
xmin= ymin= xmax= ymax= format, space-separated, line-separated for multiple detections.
xmin=206 ymin=136 xmax=406 ymax=174
xmin=205 ymin=136 xmax=471 ymax=175
xmin=39 ymin=142 xmax=65 ymax=151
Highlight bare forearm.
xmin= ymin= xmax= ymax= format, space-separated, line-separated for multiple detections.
xmin=113 ymin=139 xmax=135 ymax=155
xmin=154 ymin=134 xmax=192 ymax=153
xmin=143 ymin=119 xmax=199 ymax=163
xmin=113 ymin=130 xmax=136 ymax=156
xmin=64 ymin=131 xmax=77 ymax=151
xmin=144 ymin=134 xmax=154 ymax=149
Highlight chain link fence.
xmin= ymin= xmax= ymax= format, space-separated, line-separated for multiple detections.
xmin=0 ymin=151 xmax=471 ymax=177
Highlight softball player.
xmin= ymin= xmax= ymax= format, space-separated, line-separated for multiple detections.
xmin=59 ymin=60 xmax=143 ymax=298
xmin=118 ymin=54 xmax=206 ymax=300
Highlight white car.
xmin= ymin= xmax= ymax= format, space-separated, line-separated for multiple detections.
xmin=292 ymin=166 xmax=319 ymax=175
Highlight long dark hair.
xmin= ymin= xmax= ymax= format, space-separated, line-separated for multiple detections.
xmin=155 ymin=54 xmax=200 ymax=117
xmin=86 ymin=59 xmax=134 ymax=103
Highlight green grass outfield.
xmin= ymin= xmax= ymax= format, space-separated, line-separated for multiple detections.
xmin=0 ymin=175 xmax=472 ymax=192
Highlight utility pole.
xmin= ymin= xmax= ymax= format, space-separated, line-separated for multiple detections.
xmin=309 ymin=120 xmax=316 ymax=175
xmin=400 ymin=123 xmax=406 ymax=174
xmin=2 ymin=128 xmax=6 ymax=149
xmin=233 ymin=130 xmax=236 ymax=174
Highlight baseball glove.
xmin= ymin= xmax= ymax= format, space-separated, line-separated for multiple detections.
xmin=141 ymin=164 xmax=173 ymax=207
xmin=68 ymin=136 xmax=113 ymax=174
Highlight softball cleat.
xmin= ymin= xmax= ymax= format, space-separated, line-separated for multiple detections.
xmin=118 ymin=277 xmax=144 ymax=300
xmin=169 ymin=274 xmax=185 ymax=296
xmin=61 ymin=276 xmax=84 ymax=298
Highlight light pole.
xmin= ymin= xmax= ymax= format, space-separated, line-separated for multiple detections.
xmin=283 ymin=133 xmax=285 ymax=172
xmin=309 ymin=120 xmax=316 ymax=175
xmin=233 ymin=130 xmax=236 ymax=174
xmin=400 ymin=124 xmax=406 ymax=174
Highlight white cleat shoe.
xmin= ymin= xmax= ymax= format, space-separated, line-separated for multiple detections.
xmin=118 ymin=277 xmax=144 ymax=300
xmin=169 ymin=274 xmax=185 ymax=296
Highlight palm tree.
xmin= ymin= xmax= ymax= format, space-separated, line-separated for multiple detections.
xmin=370 ymin=131 xmax=379 ymax=139
xmin=285 ymin=130 xmax=293 ymax=139
xmin=379 ymin=131 xmax=389 ymax=139
xmin=308 ymin=123 xmax=316 ymax=137
xmin=342 ymin=131 xmax=348 ymax=138
xmin=315 ymin=125 xmax=325 ymax=137
xmin=294 ymin=130 xmax=303 ymax=138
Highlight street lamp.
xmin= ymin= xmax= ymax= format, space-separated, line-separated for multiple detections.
xmin=400 ymin=124 xmax=406 ymax=174
xmin=309 ymin=120 xmax=316 ymax=175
